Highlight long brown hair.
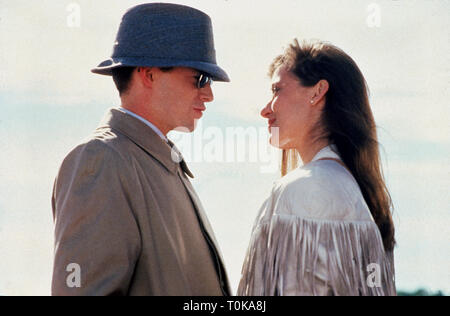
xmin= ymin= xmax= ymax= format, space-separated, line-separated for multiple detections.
xmin=271 ymin=39 xmax=395 ymax=251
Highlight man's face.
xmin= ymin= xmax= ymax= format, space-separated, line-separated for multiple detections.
xmin=152 ymin=67 xmax=214 ymax=132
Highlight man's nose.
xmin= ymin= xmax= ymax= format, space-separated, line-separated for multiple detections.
xmin=260 ymin=101 xmax=273 ymax=118
xmin=199 ymin=84 xmax=214 ymax=102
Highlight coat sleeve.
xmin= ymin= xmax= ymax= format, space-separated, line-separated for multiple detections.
xmin=51 ymin=140 xmax=141 ymax=296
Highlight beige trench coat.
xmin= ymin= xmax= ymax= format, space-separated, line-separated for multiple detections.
xmin=51 ymin=108 xmax=231 ymax=296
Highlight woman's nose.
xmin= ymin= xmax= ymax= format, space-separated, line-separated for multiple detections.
xmin=260 ymin=101 xmax=273 ymax=118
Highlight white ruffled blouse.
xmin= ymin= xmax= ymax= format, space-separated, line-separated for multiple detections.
xmin=238 ymin=145 xmax=396 ymax=296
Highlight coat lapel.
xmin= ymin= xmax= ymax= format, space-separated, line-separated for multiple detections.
xmin=168 ymin=140 xmax=231 ymax=294
xmin=177 ymin=172 xmax=231 ymax=295
xmin=97 ymin=108 xmax=178 ymax=175
xmin=98 ymin=108 xmax=230 ymax=293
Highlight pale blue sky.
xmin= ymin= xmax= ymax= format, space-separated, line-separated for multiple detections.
xmin=0 ymin=0 xmax=449 ymax=295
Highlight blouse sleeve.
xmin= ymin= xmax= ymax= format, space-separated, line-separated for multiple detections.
xmin=237 ymin=213 xmax=396 ymax=296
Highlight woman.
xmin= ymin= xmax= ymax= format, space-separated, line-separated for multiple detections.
xmin=238 ymin=39 xmax=396 ymax=296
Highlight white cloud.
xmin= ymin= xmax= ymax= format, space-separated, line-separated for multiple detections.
xmin=0 ymin=214 xmax=53 ymax=296
xmin=394 ymin=216 xmax=450 ymax=293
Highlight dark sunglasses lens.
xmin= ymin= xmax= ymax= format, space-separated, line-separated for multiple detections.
xmin=197 ymin=74 xmax=212 ymax=88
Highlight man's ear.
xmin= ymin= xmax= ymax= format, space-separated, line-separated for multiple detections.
xmin=137 ymin=67 xmax=155 ymax=89
xmin=310 ymin=79 xmax=329 ymax=106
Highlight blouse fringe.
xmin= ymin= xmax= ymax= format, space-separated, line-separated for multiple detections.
xmin=238 ymin=214 xmax=396 ymax=296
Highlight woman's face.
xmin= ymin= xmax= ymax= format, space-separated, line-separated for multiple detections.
xmin=261 ymin=66 xmax=320 ymax=150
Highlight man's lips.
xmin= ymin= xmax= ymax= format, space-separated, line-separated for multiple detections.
xmin=193 ymin=106 xmax=205 ymax=117
xmin=193 ymin=105 xmax=206 ymax=112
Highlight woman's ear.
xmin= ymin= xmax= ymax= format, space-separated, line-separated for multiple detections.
xmin=310 ymin=80 xmax=329 ymax=106
xmin=317 ymin=80 xmax=329 ymax=97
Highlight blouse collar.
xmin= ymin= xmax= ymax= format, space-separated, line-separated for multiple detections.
xmin=310 ymin=144 xmax=341 ymax=163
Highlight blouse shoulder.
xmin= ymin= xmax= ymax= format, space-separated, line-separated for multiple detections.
xmin=273 ymin=159 xmax=373 ymax=222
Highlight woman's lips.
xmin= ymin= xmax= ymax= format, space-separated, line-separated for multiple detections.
xmin=268 ymin=119 xmax=276 ymax=131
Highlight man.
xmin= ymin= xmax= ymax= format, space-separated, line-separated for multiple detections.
xmin=51 ymin=3 xmax=231 ymax=296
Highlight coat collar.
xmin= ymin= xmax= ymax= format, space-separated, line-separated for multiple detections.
xmin=97 ymin=108 xmax=194 ymax=178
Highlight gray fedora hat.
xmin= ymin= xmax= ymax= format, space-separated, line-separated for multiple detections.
xmin=91 ymin=3 xmax=230 ymax=82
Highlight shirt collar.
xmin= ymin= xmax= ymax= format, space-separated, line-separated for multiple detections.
xmin=118 ymin=107 xmax=168 ymax=142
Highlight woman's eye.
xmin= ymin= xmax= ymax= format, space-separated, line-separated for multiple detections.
xmin=272 ymin=87 xmax=280 ymax=94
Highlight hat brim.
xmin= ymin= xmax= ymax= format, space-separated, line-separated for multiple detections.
xmin=91 ymin=57 xmax=230 ymax=82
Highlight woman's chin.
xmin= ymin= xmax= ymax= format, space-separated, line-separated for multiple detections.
xmin=268 ymin=135 xmax=277 ymax=147
xmin=269 ymin=135 xmax=288 ymax=149
xmin=269 ymin=135 xmax=297 ymax=150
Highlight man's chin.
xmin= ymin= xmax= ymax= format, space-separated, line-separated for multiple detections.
xmin=173 ymin=120 xmax=198 ymax=133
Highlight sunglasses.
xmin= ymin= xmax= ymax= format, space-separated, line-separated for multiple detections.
xmin=196 ymin=73 xmax=213 ymax=89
